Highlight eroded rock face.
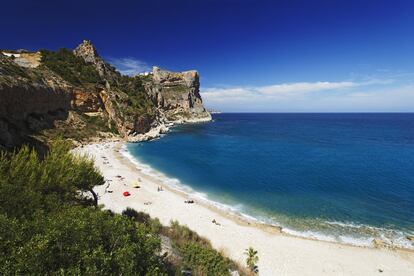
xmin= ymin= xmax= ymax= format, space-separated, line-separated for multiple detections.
xmin=0 ymin=79 xmax=72 ymax=146
xmin=148 ymin=66 xmax=211 ymax=122
xmin=72 ymin=89 xmax=104 ymax=113
xmin=73 ymin=40 xmax=120 ymax=82
xmin=134 ymin=114 xmax=153 ymax=134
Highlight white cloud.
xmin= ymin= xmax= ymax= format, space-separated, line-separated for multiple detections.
xmin=200 ymin=79 xmax=412 ymax=112
xmin=311 ymin=85 xmax=414 ymax=112
xmin=256 ymin=81 xmax=357 ymax=95
xmin=203 ymin=81 xmax=363 ymax=102
xmin=108 ymin=57 xmax=151 ymax=76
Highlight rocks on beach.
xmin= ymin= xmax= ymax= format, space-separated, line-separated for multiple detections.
xmin=372 ymin=238 xmax=391 ymax=249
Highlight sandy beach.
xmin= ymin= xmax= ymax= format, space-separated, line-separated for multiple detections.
xmin=76 ymin=141 xmax=414 ymax=276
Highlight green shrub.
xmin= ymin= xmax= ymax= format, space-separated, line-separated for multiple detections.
xmin=0 ymin=206 xmax=166 ymax=275
xmin=40 ymin=48 xmax=103 ymax=86
xmin=113 ymin=75 xmax=154 ymax=117
xmin=122 ymin=208 xmax=163 ymax=234
xmin=0 ymin=140 xmax=104 ymax=218
xmin=0 ymin=59 xmax=30 ymax=78
xmin=0 ymin=143 xmax=168 ymax=275
xmin=165 ymin=220 xmax=233 ymax=275
xmin=244 ymin=247 xmax=259 ymax=273
xmin=179 ymin=242 xmax=230 ymax=276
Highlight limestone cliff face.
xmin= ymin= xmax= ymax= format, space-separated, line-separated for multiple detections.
xmin=147 ymin=66 xmax=211 ymax=122
xmin=0 ymin=41 xmax=211 ymax=148
xmin=0 ymin=54 xmax=72 ymax=147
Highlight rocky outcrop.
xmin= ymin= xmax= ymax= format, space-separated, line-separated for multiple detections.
xmin=0 ymin=41 xmax=211 ymax=148
xmin=147 ymin=66 xmax=211 ymax=122
xmin=73 ymin=40 xmax=120 ymax=83
xmin=73 ymin=42 xmax=211 ymax=138
xmin=123 ymin=66 xmax=212 ymax=142
xmin=0 ymin=51 xmax=42 ymax=68
xmin=71 ymin=89 xmax=104 ymax=113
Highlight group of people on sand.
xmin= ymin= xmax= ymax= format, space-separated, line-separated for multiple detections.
xmin=157 ymin=186 xmax=164 ymax=192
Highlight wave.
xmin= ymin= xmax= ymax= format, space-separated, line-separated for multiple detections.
xmin=120 ymin=144 xmax=414 ymax=250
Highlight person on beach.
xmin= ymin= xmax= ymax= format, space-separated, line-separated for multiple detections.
xmin=212 ymin=219 xmax=221 ymax=226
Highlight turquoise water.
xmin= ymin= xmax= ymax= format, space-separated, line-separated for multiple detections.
xmin=126 ymin=113 xmax=414 ymax=247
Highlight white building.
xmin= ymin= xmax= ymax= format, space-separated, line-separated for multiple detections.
xmin=1 ymin=52 xmax=21 ymax=58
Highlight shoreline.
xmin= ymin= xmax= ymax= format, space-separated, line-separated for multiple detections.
xmin=121 ymin=142 xmax=414 ymax=251
xmin=76 ymin=140 xmax=414 ymax=275
xmin=120 ymin=142 xmax=414 ymax=251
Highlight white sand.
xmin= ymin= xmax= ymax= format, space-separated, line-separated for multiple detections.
xmin=76 ymin=141 xmax=414 ymax=276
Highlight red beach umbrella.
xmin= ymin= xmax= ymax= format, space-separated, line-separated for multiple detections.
xmin=123 ymin=191 xmax=130 ymax=197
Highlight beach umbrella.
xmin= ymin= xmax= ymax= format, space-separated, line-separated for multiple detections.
xmin=123 ymin=191 xmax=130 ymax=197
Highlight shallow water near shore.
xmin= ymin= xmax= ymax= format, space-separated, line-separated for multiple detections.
xmin=126 ymin=113 xmax=414 ymax=248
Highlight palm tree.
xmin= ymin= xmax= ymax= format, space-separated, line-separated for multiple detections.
xmin=244 ymin=247 xmax=259 ymax=273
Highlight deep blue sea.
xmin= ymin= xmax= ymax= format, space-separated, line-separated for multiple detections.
xmin=126 ymin=113 xmax=414 ymax=247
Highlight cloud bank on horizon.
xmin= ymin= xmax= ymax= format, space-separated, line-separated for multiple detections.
xmin=201 ymin=77 xmax=414 ymax=112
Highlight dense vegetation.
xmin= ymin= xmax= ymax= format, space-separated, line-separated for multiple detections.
xmin=166 ymin=221 xmax=234 ymax=275
xmin=40 ymin=48 xmax=103 ymax=86
xmin=113 ymin=75 xmax=155 ymax=117
xmin=0 ymin=142 xmax=166 ymax=275
xmin=0 ymin=143 xmax=244 ymax=275
xmin=40 ymin=111 xmax=119 ymax=143
xmin=0 ymin=57 xmax=30 ymax=79
xmin=122 ymin=209 xmax=244 ymax=275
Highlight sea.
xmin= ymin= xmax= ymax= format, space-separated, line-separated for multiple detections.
xmin=125 ymin=113 xmax=414 ymax=248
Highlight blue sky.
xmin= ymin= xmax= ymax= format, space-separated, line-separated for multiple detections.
xmin=1 ymin=0 xmax=414 ymax=111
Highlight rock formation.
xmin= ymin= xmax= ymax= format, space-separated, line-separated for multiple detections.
xmin=0 ymin=40 xmax=211 ymax=148
xmin=147 ymin=66 xmax=211 ymax=122
xmin=73 ymin=40 xmax=120 ymax=83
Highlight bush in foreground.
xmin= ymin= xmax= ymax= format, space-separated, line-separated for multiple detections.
xmin=164 ymin=220 xmax=236 ymax=275
xmin=0 ymin=142 xmax=167 ymax=275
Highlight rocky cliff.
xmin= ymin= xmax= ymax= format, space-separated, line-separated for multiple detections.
xmin=147 ymin=66 xmax=211 ymax=122
xmin=0 ymin=41 xmax=211 ymax=148
xmin=0 ymin=54 xmax=71 ymax=147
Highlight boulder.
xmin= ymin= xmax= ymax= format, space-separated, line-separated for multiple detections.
xmin=372 ymin=238 xmax=386 ymax=248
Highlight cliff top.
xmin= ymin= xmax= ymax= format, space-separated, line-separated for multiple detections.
xmin=152 ymin=66 xmax=199 ymax=87
xmin=73 ymin=40 xmax=120 ymax=82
